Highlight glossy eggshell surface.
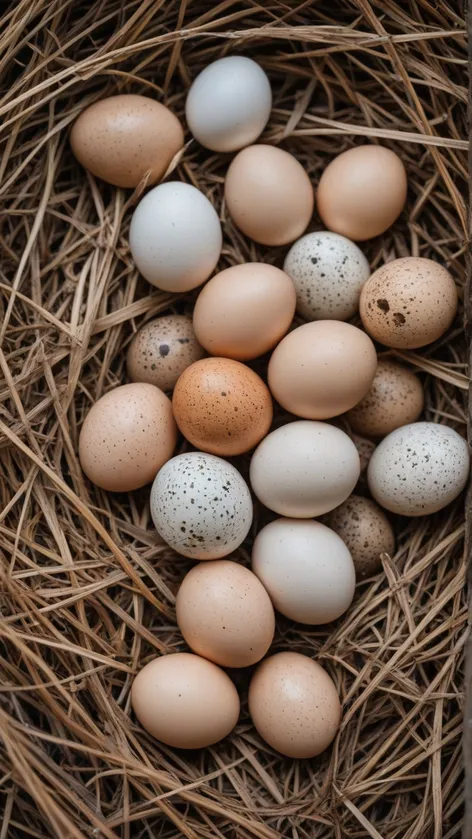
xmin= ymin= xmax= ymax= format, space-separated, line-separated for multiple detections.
xmin=346 ymin=359 xmax=424 ymax=438
xmin=127 ymin=315 xmax=205 ymax=391
xmin=328 ymin=495 xmax=395 ymax=577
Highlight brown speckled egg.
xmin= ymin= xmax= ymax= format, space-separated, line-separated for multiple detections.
xmin=328 ymin=495 xmax=395 ymax=577
xmin=173 ymin=358 xmax=273 ymax=456
xmin=351 ymin=433 xmax=376 ymax=476
xmin=127 ymin=315 xmax=205 ymax=391
xmin=70 ymin=94 xmax=184 ymax=188
xmin=360 ymin=257 xmax=457 ymax=349
xmin=78 ymin=383 xmax=177 ymax=492
xmin=346 ymin=359 xmax=424 ymax=438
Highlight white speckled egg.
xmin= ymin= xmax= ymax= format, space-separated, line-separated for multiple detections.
xmin=150 ymin=452 xmax=253 ymax=559
xmin=283 ymin=231 xmax=370 ymax=321
xmin=367 ymin=422 xmax=469 ymax=516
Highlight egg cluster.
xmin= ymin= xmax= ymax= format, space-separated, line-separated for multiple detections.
xmin=73 ymin=56 xmax=469 ymax=760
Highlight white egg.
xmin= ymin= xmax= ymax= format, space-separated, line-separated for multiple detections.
xmin=368 ymin=422 xmax=469 ymax=516
xmin=150 ymin=452 xmax=253 ymax=559
xmin=283 ymin=231 xmax=370 ymax=321
xmin=185 ymin=56 xmax=272 ymax=153
xmin=129 ymin=182 xmax=222 ymax=292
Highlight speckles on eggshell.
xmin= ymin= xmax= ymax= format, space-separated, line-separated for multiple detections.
xmin=346 ymin=360 xmax=424 ymax=438
xmin=350 ymin=433 xmax=376 ymax=476
xmin=328 ymin=495 xmax=395 ymax=577
xmin=127 ymin=315 xmax=205 ymax=391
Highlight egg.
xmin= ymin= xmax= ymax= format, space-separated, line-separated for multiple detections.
xmin=252 ymin=519 xmax=355 ymax=624
xmin=193 ymin=263 xmax=296 ymax=360
xmin=129 ymin=182 xmax=222 ymax=292
xmin=328 ymin=495 xmax=395 ymax=577
xmin=176 ymin=560 xmax=275 ymax=668
xmin=172 ymin=358 xmax=273 ymax=456
xmin=70 ymin=94 xmax=184 ymax=188
xmin=268 ymin=321 xmax=377 ymax=419
xmin=150 ymin=452 xmax=253 ymax=559
xmin=78 ymin=383 xmax=177 ymax=492
xmin=250 ymin=421 xmax=360 ymax=517
xmin=346 ymin=359 xmax=424 ymax=438
xmin=127 ymin=315 xmax=205 ymax=391
xmin=367 ymin=422 xmax=469 ymax=516
xmin=186 ymin=56 xmax=272 ymax=152
xmin=248 ymin=652 xmax=341 ymax=758
xmin=316 ymin=145 xmax=407 ymax=241
xmin=351 ymin=433 xmax=376 ymax=476
xmin=359 ymin=257 xmax=458 ymax=349
xmin=283 ymin=231 xmax=370 ymax=321
xmin=224 ymin=145 xmax=313 ymax=246
xmin=131 ymin=653 xmax=239 ymax=749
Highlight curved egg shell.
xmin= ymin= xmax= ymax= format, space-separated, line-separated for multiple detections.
xmin=328 ymin=495 xmax=395 ymax=577
xmin=346 ymin=359 xmax=424 ymax=437
xmin=127 ymin=315 xmax=205 ymax=391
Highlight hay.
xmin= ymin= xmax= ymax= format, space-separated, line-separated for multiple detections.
xmin=0 ymin=1 xmax=468 ymax=837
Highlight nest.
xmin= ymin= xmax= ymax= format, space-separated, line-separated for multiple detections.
xmin=0 ymin=1 xmax=468 ymax=837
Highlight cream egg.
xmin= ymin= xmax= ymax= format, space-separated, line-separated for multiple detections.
xmin=127 ymin=315 xmax=205 ymax=391
xmin=328 ymin=495 xmax=395 ymax=577
xmin=346 ymin=359 xmax=424 ymax=438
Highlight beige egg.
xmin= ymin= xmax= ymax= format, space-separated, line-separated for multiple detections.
xmin=360 ymin=257 xmax=457 ymax=349
xmin=127 ymin=315 xmax=205 ymax=391
xmin=176 ymin=560 xmax=275 ymax=667
xmin=268 ymin=321 xmax=377 ymax=419
xmin=248 ymin=652 xmax=341 ymax=758
xmin=351 ymin=433 xmax=376 ymax=476
xmin=70 ymin=95 xmax=184 ymax=188
xmin=316 ymin=145 xmax=407 ymax=241
xmin=193 ymin=263 xmax=296 ymax=360
xmin=328 ymin=495 xmax=395 ymax=577
xmin=131 ymin=653 xmax=240 ymax=749
xmin=346 ymin=360 xmax=424 ymax=438
xmin=224 ymin=144 xmax=314 ymax=246
xmin=172 ymin=358 xmax=273 ymax=456
xmin=78 ymin=383 xmax=177 ymax=492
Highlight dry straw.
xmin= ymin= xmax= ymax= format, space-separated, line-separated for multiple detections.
xmin=0 ymin=1 xmax=469 ymax=837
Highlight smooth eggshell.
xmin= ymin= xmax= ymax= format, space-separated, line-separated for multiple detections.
xmin=248 ymin=652 xmax=341 ymax=758
xmin=176 ymin=560 xmax=275 ymax=667
xmin=150 ymin=452 xmax=253 ymax=559
xmin=127 ymin=315 xmax=205 ymax=391
xmin=360 ymin=257 xmax=457 ymax=349
xmin=316 ymin=145 xmax=407 ymax=241
xmin=131 ymin=653 xmax=240 ymax=748
xmin=328 ymin=495 xmax=395 ymax=577
xmin=346 ymin=359 xmax=424 ymax=438
xmin=78 ymin=383 xmax=177 ymax=492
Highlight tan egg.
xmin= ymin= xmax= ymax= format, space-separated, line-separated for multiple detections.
xmin=131 ymin=653 xmax=240 ymax=749
xmin=127 ymin=315 xmax=205 ymax=391
xmin=351 ymin=433 xmax=376 ymax=476
xmin=316 ymin=145 xmax=407 ymax=241
xmin=173 ymin=358 xmax=273 ymax=456
xmin=360 ymin=257 xmax=457 ymax=349
xmin=176 ymin=560 xmax=275 ymax=667
xmin=78 ymin=383 xmax=177 ymax=492
xmin=224 ymin=144 xmax=314 ymax=246
xmin=268 ymin=321 xmax=377 ymax=419
xmin=328 ymin=495 xmax=395 ymax=577
xmin=70 ymin=94 xmax=184 ymax=188
xmin=248 ymin=652 xmax=341 ymax=758
xmin=346 ymin=359 xmax=424 ymax=438
xmin=193 ymin=263 xmax=296 ymax=360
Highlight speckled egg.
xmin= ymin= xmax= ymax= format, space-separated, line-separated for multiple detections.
xmin=172 ymin=358 xmax=273 ymax=456
xmin=367 ymin=422 xmax=469 ymax=516
xmin=346 ymin=359 xmax=424 ymax=438
xmin=127 ymin=315 xmax=205 ymax=391
xmin=150 ymin=452 xmax=253 ymax=559
xmin=351 ymin=433 xmax=376 ymax=477
xmin=78 ymin=383 xmax=177 ymax=492
xmin=176 ymin=560 xmax=275 ymax=667
xmin=328 ymin=495 xmax=395 ymax=577
xmin=360 ymin=257 xmax=458 ymax=349
xmin=283 ymin=231 xmax=370 ymax=321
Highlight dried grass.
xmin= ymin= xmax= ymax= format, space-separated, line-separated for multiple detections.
xmin=0 ymin=1 xmax=468 ymax=837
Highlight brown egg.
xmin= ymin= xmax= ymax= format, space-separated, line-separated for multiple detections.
xmin=131 ymin=653 xmax=240 ymax=749
xmin=328 ymin=495 xmax=395 ymax=577
xmin=268 ymin=321 xmax=377 ymax=419
xmin=316 ymin=145 xmax=407 ymax=240
xmin=193 ymin=263 xmax=296 ymax=361
xmin=173 ymin=358 xmax=273 ymax=456
xmin=224 ymin=144 xmax=314 ymax=246
xmin=248 ymin=652 xmax=341 ymax=758
xmin=70 ymin=94 xmax=184 ymax=188
xmin=127 ymin=315 xmax=205 ymax=391
xmin=360 ymin=257 xmax=457 ymax=348
xmin=176 ymin=560 xmax=275 ymax=668
xmin=351 ymin=433 xmax=376 ymax=477
xmin=346 ymin=359 xmax=424 ymax=438
xmin=78 ymin=383 xmax=177 ymax=491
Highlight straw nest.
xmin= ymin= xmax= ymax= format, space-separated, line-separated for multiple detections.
xmin=0 ymin=1 xmax=468 ymax=837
